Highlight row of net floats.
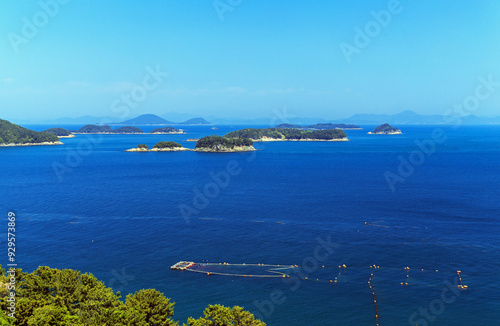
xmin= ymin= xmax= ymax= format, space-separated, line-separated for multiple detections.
xmin=202 ymin=262 xmax=292 ymax=278
xmin=185 ymin=262 xmax=467 ymax=326
xmin=197 ymin=263 xmax=468 ymax=290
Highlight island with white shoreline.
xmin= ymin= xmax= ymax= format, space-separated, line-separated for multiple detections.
xmin=368 ymin=123 xmax=402 ymax=135
xmin=224 ymin=128 xmax=349 ymax=142
xmin=1 ymin=119 xmax=63 ymax=147
xmin=194 ymin=135 xmax=256 ymax=152
xmin=125 ymin=141 xmax=191 ymax=152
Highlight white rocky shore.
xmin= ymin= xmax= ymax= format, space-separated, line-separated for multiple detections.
xmin=149 ymin=131 xmax=186 ymax=134
xmin=125 ymin=147 xmax=192 ymax=152
xmin=254 ymin=136 xmax=349 ymax=142
xmin=368 ymin=123 xmax=402 ymax=135
xmin=0 ymin=141 xmax=63 ymax=147
xmin=367 ymin=130 xmax=402 ymax=135
xmin=194 ymin=145 xmax=256 ymax=152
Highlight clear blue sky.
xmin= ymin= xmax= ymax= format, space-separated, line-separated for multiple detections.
xmin=1 ymin=0 xmax=499 ymax=121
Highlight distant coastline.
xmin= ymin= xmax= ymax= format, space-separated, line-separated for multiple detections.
xmin=276 ymin=123 xmax=361 ymax=130
xmin=73 ymin=125 xmax=186 ymax=135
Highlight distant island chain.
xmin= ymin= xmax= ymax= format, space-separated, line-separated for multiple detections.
xmin=1 ymin=118 xmax=402 ymax=152
xmin=125 ymin=128 xmax=350 ymax=153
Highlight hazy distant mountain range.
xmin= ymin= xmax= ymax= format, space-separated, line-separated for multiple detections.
xmin=11 ymin=110 xmax=500 ymax=126
xmin=340 ymin=110 xmax=500 ymax=125
xmin=210 ymin=110 xmax=500 ymax=125
xmin=21 ymin=114 xmax=213 ymax=125
xmin=111 ymin=114 xmax=213 ymax=125
xmin=117 ymin=114 xmax=175 ymax=125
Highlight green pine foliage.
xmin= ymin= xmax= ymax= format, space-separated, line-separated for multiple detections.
xmin=373 ymin=123 xmax=399 ymax=133
xmin=112 ymin=126 xmax=144 ymax=134
xmin=77 ymin=125 xmax=145 ymax=134
xmin=0 ymin=119 xmax=59 ymax=145
xmin=153 ymin=141 xmax=182 ymax=149
xmin=195 ymin=135 xmax=253 ymax=149
xmin=224 ymin=128 xmax=347 ymax=140
xmin=0 ymin=266 xmax=262 ymax=326
xmin=42 ymin=128 xmax=72 ymax=137
xmin=150 ymin=127 xmax=181 ymax=133
xmin=137 ymin=144 xmax=149 ymax=150
xmin=186 ymin=305 xmax=266 ymax=326
xmin=224 ymin=128 xmax=283 ymax=140
xmin=125 ymin=289 xmax=177 ymax=326
xmin=77 ymin=125 xmax=114 ymax=133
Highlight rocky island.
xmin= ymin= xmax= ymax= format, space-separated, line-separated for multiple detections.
xmin=75 ymin=125 xmax=144 ymax=134
xmin=368 ymin=123 xmax=402 ymax=135
xmin=194 ymin=135 xmax=255 ymax=152
xmin=224 ymin=128 xmax=349 ymax=141
xmin=74 ymin=125 xmax=144 ymax=134
xmin=0 ymin=119 xmax=63 ymax=146
xmin=125 ymin=141 xmax=191 ymax=152
xmin=74 ymin=125 xmax=115 ymax=134
xmin=43 ymin=127 xmax=75 ymax=138
xmin=112 ymin=126 xmax=144 ymax=134
xmin=150 ymin=127 xmax=185 ymax=134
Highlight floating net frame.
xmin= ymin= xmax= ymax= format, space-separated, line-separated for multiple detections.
xmin=171 ymin=261 xmax=468 ymax=326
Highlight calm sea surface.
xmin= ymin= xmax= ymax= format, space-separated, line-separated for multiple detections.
xmin=1 ymin=125 xmax=499 ymax=325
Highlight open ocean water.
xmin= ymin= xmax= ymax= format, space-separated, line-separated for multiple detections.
xmin=1 ymin=124 xmax=499 ymax=325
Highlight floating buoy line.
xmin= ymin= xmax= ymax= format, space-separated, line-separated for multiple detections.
xmin=368 ymin=272 xmax=380 ymax=326
xmin=171 ymin=261 xmax=468 ymax=325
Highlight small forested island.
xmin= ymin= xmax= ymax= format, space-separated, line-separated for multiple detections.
xmin=0 ymin=119 xmax=62 ymax=146
xmin=125 ymin=141 xmax=191 ymax=152
xmin=112 ymin=126 xmax=144 ymax=134
xmin=368 ymin=123 xmax=402 ymax=135
xmin=75 ymin=124 xmax=115 ymax=133
xmin=150 ymin=127 xmax=185 ymax=134
xmin=0 ymin=265 xmax=265 ymax=325
xmin=76 ymin=125 xmax=143 ymax=134
xmin=276 ymin=123 xmax=361 ymax=130
xmin=224 ymin=128 xmax=348 ymax=141
xmin=42 ymin=127 xmax=75 ymax=138
xmin=195 ymin=135 xmax=255 ymax=152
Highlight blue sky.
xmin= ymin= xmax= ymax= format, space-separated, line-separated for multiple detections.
xmin=1 ymin=0 xmax=500 ymax=122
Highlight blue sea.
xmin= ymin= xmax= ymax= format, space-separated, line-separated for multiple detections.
xmin=1 ymin=125 xmax=499 ymax=325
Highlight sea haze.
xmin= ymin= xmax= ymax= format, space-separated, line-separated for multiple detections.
xmin=2 ymin=125 xmax=499 ymax=325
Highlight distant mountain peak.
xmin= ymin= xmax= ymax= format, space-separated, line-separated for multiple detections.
xmin=179 ymin=117 xmax=212 ymax=125
xmin=119 ymin=114 xmax=174 ymax=125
